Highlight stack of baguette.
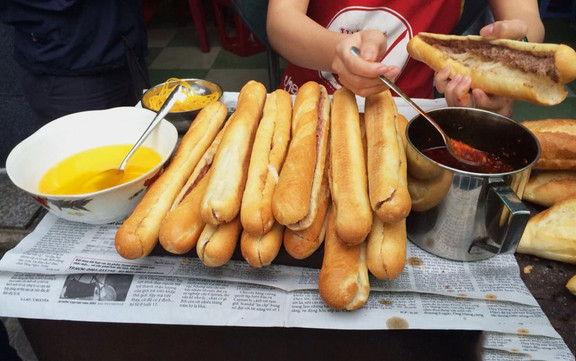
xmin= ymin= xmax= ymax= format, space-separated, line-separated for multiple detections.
xmin=517 ymin=119 xmax=576 ymax=270
xmin=115 ymin=80 xmax=411 ymax=310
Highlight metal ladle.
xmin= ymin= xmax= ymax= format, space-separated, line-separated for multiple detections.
xmin=350 ymin=46 xmax=487 ymax=166
xmin=80 ymin=84 xmax=187 ymax=193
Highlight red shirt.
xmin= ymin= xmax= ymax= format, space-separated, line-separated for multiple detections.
xmin=280 ymin=0 xmax=463 ymax=98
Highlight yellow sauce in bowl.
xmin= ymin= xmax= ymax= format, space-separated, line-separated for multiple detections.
xmin=39 ymin=144 xmax=162 ymax=195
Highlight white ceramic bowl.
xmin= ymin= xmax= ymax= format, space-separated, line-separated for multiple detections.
xmin=6 ymin=107 xmax=178 ymax=224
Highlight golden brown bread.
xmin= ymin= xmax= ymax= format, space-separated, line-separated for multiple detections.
xmin=516 ymin=197 xmax=576 ymax=264
xmin=241 ymin=89 xmax=292 ymax=236
xmin=240 ymin=221 xmax=284 ymax=268
xmin=366 ymin=215 xmax=406 ymax=280
xmin=567 ymin=275 xmax=576 ymax=296
xmin=196 ymin=216 xmax=242 ymax=267
xmin=282 ymin=172 xmax=330 ymax=260
xmin=272 ymin=81 xmax=331 ymax=230
xmin=158 ymin=125 xmax=228 ymax=254
xmin=407 ymin=32 xmax=576 ymax=105
xmin=365 ymin=90 xmax=411 ymax=223
xmin=408 ymin=170 xmax=454 ymax=212
xmin=523 ymin=170 xmax=576 ymax=207
xmin=115 ymin=101 xmax=227 ymax=259
xmin=318 ymin=209 xmax=370 ymax=310
xmin=329 ymin=87 xmax=372 ymax=245
xmin=201 ymin=80 xmax=267 ymax=225
xmin=522 ymin=119 xmax=576 ymax=170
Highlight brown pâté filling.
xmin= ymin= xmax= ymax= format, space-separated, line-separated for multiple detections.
xmin=428 ymin=38 xmax=558 ymax=82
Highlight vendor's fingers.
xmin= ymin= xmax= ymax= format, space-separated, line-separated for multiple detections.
xmin=338 ymin=66 xmax=400 ymax=97
xmin=471 ymin=89 xmax=514 ymax=117
xmin=434 ymin=67 xmax=451 ymax=94
xmin=357 ymin=30 xmax=388 ymax=61
xmin=444 ymin=74 xmax=474 ymax=107
xmin=480 ymin=20 xmax=528 ymax=41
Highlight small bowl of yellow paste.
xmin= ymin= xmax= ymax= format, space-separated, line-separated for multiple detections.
xmin=142 ymin=78 xmax=222 ymax=132
xmin=6 ymin=107 xmax=178 ymax=224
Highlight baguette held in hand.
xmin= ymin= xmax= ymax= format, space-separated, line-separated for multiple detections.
xmin=407 ymin=32 xmax=576 ymax=105
xmin=329 ymin=87 xmax=372 ymax=246
xmin=115 ymin=101 xmax=228 ymax=259
xmin=516 ymin=197 xmax=576 ymax=264
xmin=241 ymin=89 xmax=292 ymax=236
xmin=272 ymin=81 xmax=331 ymax=231
xmin=201 ymin=80 xmax=267 ymax=225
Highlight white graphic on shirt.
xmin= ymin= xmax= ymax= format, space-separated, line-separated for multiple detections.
xmin=320 ymin=6 xmax=413 ymax=90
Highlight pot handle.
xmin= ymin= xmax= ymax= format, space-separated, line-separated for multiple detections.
xmin=472 ymin=182 xmax=530 ymax=255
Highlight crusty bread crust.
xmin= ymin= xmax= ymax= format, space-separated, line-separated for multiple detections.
xmin=241 ymin=90 xmax=292 ymax=236
xmin=517 ymin=197 xmax=576 ymax=264
xmin=196 ymin=217 xmax=242 ymax=267
xmin=407 ymin=32 xmax=576 ymax=105
xmin=115 ymin=101 xmax=227 ymax=259
xmin=240 ymin=221 xmax=284 ymax=268
xmin=408 ymin=170 xmax=453 ymax=212
xmin=201 ymin=81 xmax=267 ymax=225
xmin=272 ymin=81 xmax=331 ymax=230
xmin=523 ymin=170 xmax=576 ymax=207
xmin=318 ymin=209 xmax=370 ymax=310
xmin=283 ymin=172 xmax=330 ymax=260
xmin=522 ymin=119 xmax=576 ymax=170
xmin=365 ymin=90 xmax=411 ymax=224
xmin=329 ymin=87 xmax=372 ymax=245
xmin=366 ymin=216 xmax=406 ymax=280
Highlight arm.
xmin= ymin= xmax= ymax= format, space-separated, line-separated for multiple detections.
xmin=266 ymin=0 xmax=400 ymax=96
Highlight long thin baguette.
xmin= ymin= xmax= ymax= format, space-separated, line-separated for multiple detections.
xmin=522 ymin=119 xmax=576 ymax=170
xmin=366 ymin=215 xmax=406 ymax=280
xmin=272 ymin=81 xmax=331 ymax=231
xmin=115 ymin=101 xmax=227 ymax=259
xmin=365 ymin=90 xmax=411 ymax=224
xmin=318 ymin=209 xmax=370 ymax=310
xmin=201 ymin=80 xmax=267 ymax=225
xmin=240 ymin=221 xmax=284 ymax=268
xmin=241 ymin=89 xmax=292 ymax=236
xmin=196 ymin=217 xmax=243 ymax=267
xmin=329 ymin=87 xmax=372 ymax=245
xmin=523 ymin=170 xmax=576 ymax=207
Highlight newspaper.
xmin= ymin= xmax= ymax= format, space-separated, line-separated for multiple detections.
xmin=0 ymin=214 xmax=573 ymax=361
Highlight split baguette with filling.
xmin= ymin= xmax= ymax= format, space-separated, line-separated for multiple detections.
xmin=366 ymin=215 xmax=406 ymax=280
xmin=240 ymin=222 xmax=285 ymax=268
xmin=241 ymin=89 xmax=292 ymax=236
xmin=407 ymin=32 xmax=576 ymax=105
xmin=115 ymin=101 xmax=227 ymax=259
xmin=329 ymin=87 xmax=372 ymax=245
xmin=522 ymin=118 xmax=576 ymax=170
xmin=318 ymin=209 xmax=370 ymax=310
xmin=201 ymin=80 xmax=267 ymax=225
xmin=516 ymin=197 xmax=576 ymax=264
xmin=196 ymin=217 xmax=243 ymax=267
xmin=272 ymin=81 xmax=331 ymax=231
xmin=365 ymin=90 xmax=411 ymax=224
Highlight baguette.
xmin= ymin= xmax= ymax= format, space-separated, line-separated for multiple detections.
xmin=283 ymin=172 xmax=331 ymax=260
xmin=318 ymin=209 xmax=370 ymax=310
xmin=408 ymin=170 xmax=454 ymax=212
xmin=201 ymin=80 xmax=267 ymax=225
xmin=516 ymin=197 xmax=576 ymax=264
xmin=272 ymin=81 xmax=331 ymax=231
xmin=523 ymin=170 xmax=576 ymax=207
xmin=365 ymin=90 xmax=411 ymax=223
xmin=522 ymin=119 xmax=576 ymax=170
xmin=240 ymin=221 xmax=284 ymax=268
xmin=115 ymin=101 xmax=227 ymax=259
xmin=567 ymin=275 xmax=576 ymax=296
xmin=366 ymin=215 xmax=406 ymax=280
xmin=407 ymin=32 xmax=576 ymax=105
xmin=241 ymin=89 xmax=292 ymax=236
xmin=196 ymin=216 xmax=243 ymax=267
xmin=329 ymin=87 xmax=372 ymax=245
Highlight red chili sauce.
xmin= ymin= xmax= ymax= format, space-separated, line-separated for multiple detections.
xmin=422 ymin=146 xmax=515 ymax=173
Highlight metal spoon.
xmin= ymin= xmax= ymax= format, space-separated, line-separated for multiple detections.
xmin=350 ymin=46 xmax=488 ymax=166
xmin=80 ymin=84 xmax=187 ymax=193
